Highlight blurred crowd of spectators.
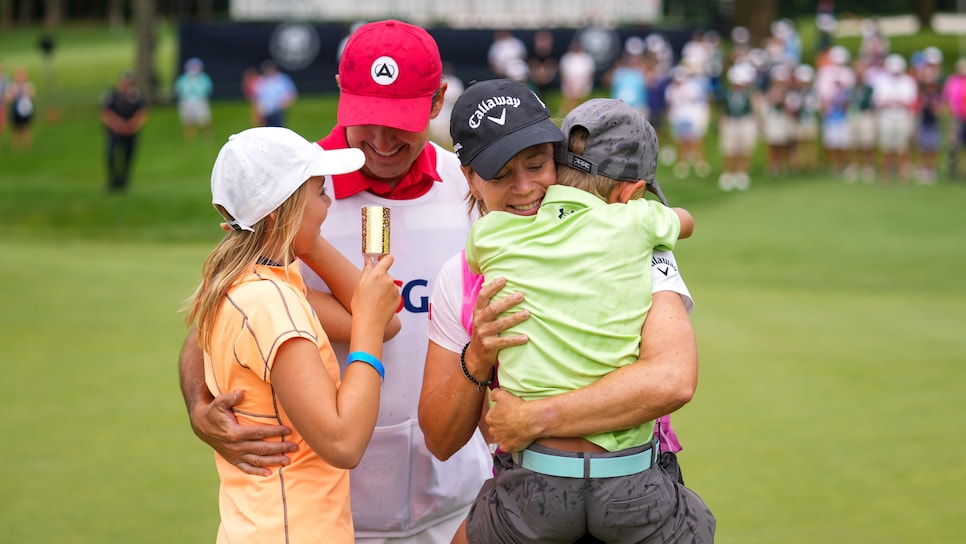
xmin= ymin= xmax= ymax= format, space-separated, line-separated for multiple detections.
xmin=473 ymin=16 xmax=964 ymax=191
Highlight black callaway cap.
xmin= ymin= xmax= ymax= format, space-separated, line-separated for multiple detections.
xmin=449 ymin=79 xmax=563 ymax=180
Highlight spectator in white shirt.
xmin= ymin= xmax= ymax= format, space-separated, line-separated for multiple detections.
xmin=558 ymin=40 xmax=596 ymax=116
xmin=872 ymin=54 xmax=918 ymax=183
xmin=488 ymin=30 xmax=528 ymax=79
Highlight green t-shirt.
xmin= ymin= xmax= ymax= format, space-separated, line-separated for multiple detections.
xmin=465 ymin=185 xmax=681 ymax=451
xmin=724 ymin=87 xmax=754 ymax=117
xmin=850 ymin=83 xmax=874 ymax=112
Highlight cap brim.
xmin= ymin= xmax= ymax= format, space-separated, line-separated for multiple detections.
xmin=647 ymin=179 xmax=668 ymax=206
xmin=310 ymin=146 xmax=366 ymax=177
xmin=338 ymin=91 xmax=433 ymax=132
xmin=470 ymin=119 xmax=564 ymax=180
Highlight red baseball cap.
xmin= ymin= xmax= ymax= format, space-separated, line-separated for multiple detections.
xmin=337 ymin=20 xmax=443 ymax=132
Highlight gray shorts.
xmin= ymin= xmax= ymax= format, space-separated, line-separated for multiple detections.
xmin=465 ymin=440 xmax=715 ymax=543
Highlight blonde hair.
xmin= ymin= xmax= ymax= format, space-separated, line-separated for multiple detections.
xmin=463 ymin=166 xmax=489 ymax=217
xmin=556 ymin=127 xmax=647 ymax=201
xmin=183 ymin=184 xmax=309 ymax=350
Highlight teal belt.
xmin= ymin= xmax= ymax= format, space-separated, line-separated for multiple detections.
xmin=512 ymin=442 xmax=655 ymax=479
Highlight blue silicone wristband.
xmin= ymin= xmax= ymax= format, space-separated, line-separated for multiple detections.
xmin=347 ymin=351 xmax=385 ymax=381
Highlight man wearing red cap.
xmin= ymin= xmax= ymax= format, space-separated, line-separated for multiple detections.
xmin=178 ymin=20 xmax=491 ymax=542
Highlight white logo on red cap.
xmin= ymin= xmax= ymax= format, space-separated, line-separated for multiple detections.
xmin=371 ymin=56 xmax=399 ymax=86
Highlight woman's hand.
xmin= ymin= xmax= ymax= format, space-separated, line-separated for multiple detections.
xmin=418 ymin=276 xmax=530 ymax=461
xmin=463 ymin=277 xmax=529 ymax=380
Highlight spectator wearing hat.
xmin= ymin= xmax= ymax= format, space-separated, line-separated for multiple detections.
xmin=942 ymin=58 xmax=966 ymax=178
xmin=788 ymin=63 xmax=821 ymax=174
xmin=914 ymin=47 xmax=945 ymax=184
xmin=185 ymin=126 xmax=401 ymax=543
xmin=873 ymin=54 xmax=918 ymax=184
xmin=859 ymin=18 xmax=890 ymax=65
xmin=729 ymin=26 xmax=752 ymax=66
xmin=645 ymin=34 xmax=674 ymax=139
xmin=0 ymin=61 xmax=8 ymax=152
xmin=761 ymin=64 xmax=795 ymax=175
xmin=240 ymin=66 xmax=261 ymax=127
xmin=718 ymin=63 xmax=758 ymax=190
xmin=774 ymin=19 xmax=803 ymax=66
xmin=528 ymin=29 xmax=559 ymax=96
xmin=558 ymin=40 xmax=596 ymax=116
xmin=449 ymin=94 xmax=713 ymax=543
xmin=604 ymin=40 xmax=649 ymax=119
xmin=848 ymin=61 xmax=878 ymax=182
xmin=253 ymin=60 xmax=297 ymax=128
xmin=179 ymin=20 xmax=493 ymax=543
xmin=815 ymin=46 xmax=856 ymax=179
xmin=703 ymin=31 xmax=726 ymax=101
xmin=681 ymin=30 xmax=713 ymax=76
xmin=488 ymin=30 xmax=528 ymax=80
xmin=822 ymin=74 xmax=854 ymax=179
xmin=665 ymin=64 xmax=712 ymax=178
xmin=815 ymin=12 xmax=837 ymax=62
xmin=5 ymin=65 xmax=35 ymax=152
xmin=815 ymin=45 xmax=856 ymax=107
xmin=173 ymin=57 xmax=213 ymax=141
xmin=100 ymin=71 xmax=147 ymax=192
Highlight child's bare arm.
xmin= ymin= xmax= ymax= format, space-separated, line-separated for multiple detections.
xmin=674 ymin=207 xmax=694 ymax=239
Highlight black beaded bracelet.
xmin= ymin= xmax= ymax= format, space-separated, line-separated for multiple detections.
xmin=460 ymin=341 xmax=494 ymax=392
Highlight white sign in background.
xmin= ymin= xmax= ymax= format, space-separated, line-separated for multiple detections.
xmin=230 ymin=0 xmax=663 ymax=28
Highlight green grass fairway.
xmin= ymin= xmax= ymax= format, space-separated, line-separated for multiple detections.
xmin=674 ymin=181 xmax=966 ymax=542
xmin=2 ymin=21 xmax=965 ymax=544
xmin=1 ymin=239 xmax=218 ymax=543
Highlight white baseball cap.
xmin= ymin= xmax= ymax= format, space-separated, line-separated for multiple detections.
xmin=727 ymin=62 xmax=756 ymax=85
xmin=923 ymin=46 xmax=942 ymax=65
xmin=794 ymin=64 xmax=815 ymax=83
xmin=829 ymin=45 xmax=850 ymax=66
xmin=885 ymin=54 xmax=907 ymax=74
xmin=211 ymin=127 xmax=365 ymax=231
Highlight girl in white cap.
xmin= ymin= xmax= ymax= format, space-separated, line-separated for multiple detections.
xmin=184 ymin=126 xmax=401 ymax=543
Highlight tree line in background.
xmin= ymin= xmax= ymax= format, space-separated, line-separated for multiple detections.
xmin=726 ymin=0 xmax=949 ymax=48
xmin=0 ymin=0 xmax=953 ymax=32
xmin=0 ymin=0 xmax=219 ymax=29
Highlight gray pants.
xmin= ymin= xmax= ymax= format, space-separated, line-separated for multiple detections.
xmin=465 ymin=444 xmax=715 ymax=543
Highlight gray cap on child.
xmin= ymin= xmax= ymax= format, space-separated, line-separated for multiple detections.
xmin=557 ymin=98 xmax=659 ymax=182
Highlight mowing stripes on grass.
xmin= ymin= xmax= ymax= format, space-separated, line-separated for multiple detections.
xmin=0 ymin=238 xmax=219 ymax=544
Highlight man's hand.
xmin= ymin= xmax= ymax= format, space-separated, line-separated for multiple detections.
xmin=191 ymin=389 xmax=298 ymax=476
xmin=484 ymin=388 xmax=543 ymax=453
